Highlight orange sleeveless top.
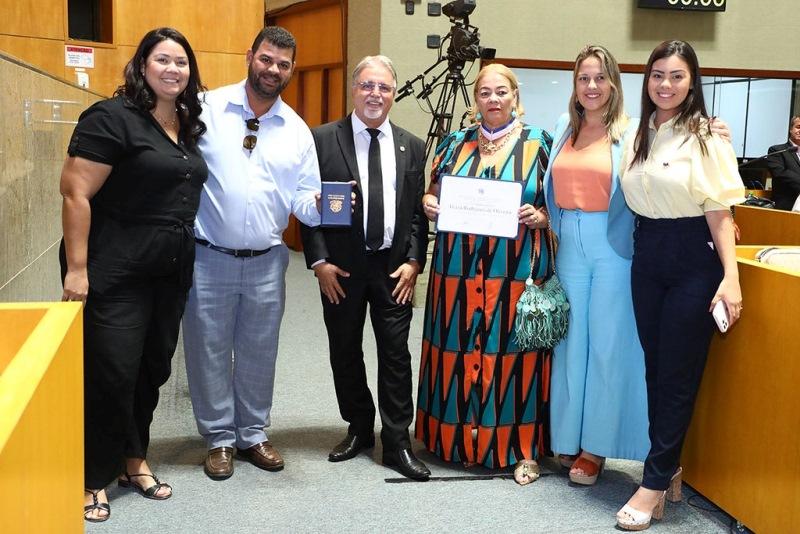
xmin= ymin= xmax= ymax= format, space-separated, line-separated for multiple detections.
xmin=552 ymin=136 xmax=612 ymax=212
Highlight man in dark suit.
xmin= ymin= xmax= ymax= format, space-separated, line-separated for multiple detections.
xmin=766 ymin=115 xmax=800 ymax=210
xmin=300 ymin=55 xmax=430 ymax=480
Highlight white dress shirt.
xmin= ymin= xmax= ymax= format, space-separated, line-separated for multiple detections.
xmin=195 ymin=81 xmax=321 ymax=250
xmin=351 ymin=113 xmax=397 ymax=250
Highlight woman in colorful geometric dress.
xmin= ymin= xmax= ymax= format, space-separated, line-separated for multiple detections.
xmin=415 ymin=63 xmax=553 ymax=485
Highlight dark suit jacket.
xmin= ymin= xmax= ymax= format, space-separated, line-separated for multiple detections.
xmin=766 ymin=142 xmax=800 ymax=210
xmin=301 ymin=114 xmax=428 ymax=275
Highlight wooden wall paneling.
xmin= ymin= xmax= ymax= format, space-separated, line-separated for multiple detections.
xmin=301 ymin=69 xmax=323 ymax=127
xmin=196 ymin=51 xmax=249 ymax=92
xmin=2 ymin=1 xmax=263 ymax=98
xmin=113 ymin=0 xmax=263 ymax=52
xmin=0 ymin=0 xmax=64 ymax=40
xmin=320 ymin=69 xmax=329 ymax=124
xmin=182 ymin=0 xmax=264 ymax=54
xmin=0 ymin=36 xmax=66 ymax=80
xmin=277 ymin=3 xmax=342 ymax=67
xmin=281 ymin=75 xmax=300 ymax=112
xmin=327 ymin=66 xmax=344 ymax=122
xmin=112 ymin=1 xmax=173 ymax=46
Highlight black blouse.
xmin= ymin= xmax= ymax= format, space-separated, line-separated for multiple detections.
xmin=66 ymin=96 xmax=208 ymax=291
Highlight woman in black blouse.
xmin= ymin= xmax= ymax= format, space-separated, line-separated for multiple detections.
xmin=59 ymin=27 xmax=207 ymax=522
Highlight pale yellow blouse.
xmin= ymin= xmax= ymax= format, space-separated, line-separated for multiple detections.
xmin=620 ymin=114 xmax=745 ymax=218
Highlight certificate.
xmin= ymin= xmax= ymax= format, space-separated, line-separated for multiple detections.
xmin=436 ymin=175 xmax=523 ymax=239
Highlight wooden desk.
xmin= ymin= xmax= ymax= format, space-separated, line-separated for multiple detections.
xmin=682 ymin=248 xmax=800 ymax=534
xmin=734 ymin=204 xmax=800 ymax=245
xmin=0 ymin=302 xmax=84 ymax=533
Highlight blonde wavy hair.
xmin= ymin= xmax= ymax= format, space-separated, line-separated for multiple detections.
xmin=468 ymin=63 xmax=525 ymax=124
xmin=568 ymin=45 xmax=628 ymax=143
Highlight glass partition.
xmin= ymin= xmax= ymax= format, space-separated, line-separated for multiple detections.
xmin=0 ymin=51 xmax=102 ymax=301
xmin=512 ymin=66 xmax=797 ymax=159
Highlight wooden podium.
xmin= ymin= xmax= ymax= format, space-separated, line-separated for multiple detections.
xmin=734 ymin=204 xmax=800 ymax=245
xmin=681 ymin=247 xmax=800 ymax=534
xmin=0 ymin=302 xmax=84 ymax=533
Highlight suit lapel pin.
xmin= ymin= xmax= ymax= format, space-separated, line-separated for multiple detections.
xmin=400 ymin=146 xmax=406 ymax=152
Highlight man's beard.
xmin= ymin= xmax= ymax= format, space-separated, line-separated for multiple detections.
xmin=247 ymin=64 xmax=287 ymax=100
xmin=362 ymin=99 xmax=384 ymax=120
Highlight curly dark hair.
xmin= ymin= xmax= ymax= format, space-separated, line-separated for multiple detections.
xmin=115 ymin=27 xmax=206 ymax=148
xmin=631 ymin=39 xmax=709 ymax=167
xmin=250 ymin=26 xmax=296 ymax=60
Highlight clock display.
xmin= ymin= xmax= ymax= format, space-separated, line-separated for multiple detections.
xmin=638 ymin=0 xmax=726 ymax=11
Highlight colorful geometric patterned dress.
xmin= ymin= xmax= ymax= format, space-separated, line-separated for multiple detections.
xmin=415 ymin=123 xmax=553 ymax=468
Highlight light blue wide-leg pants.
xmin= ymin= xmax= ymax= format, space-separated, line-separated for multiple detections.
xmin=550 ymin=210 xmax=650 ymax=460
xmin=183 ymin=243 xmax=289 ymax=449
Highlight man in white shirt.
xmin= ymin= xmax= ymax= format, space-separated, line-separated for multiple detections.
xmin=300 ymin=56 xmax=430 ymax=480
xmin=183 ymin=26 xmax=321 ymax=479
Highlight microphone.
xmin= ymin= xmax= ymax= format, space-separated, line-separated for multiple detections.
xmin=739 ymin=145 xmax=798 ymax=167
xmin=395 ymin=80 xmax=415 ymax=102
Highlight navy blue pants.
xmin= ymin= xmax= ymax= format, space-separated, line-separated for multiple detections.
xmin=631 ymin=216 xmax=722 ymax=491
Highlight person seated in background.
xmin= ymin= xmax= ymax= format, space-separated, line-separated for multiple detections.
xmin=765 ymin=115 xmax=800 ymax=210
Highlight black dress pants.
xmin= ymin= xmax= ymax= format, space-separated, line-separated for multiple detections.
xmin=80 ymin=274 xmax=186 ymax=488
xmin=631 ymin=216 xmax=722 ymax=491
xmin=321 ymin=251 xmax=414 ymax=451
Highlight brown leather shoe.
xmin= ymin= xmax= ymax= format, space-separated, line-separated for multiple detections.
xmin=204 ymin=446 xmax=234 ymax=480
xmin=237 ymin=441 xmax=284 ymax=471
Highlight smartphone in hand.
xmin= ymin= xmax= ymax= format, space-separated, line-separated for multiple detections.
xmin=712 ymin=300 xmax=729 ymax=333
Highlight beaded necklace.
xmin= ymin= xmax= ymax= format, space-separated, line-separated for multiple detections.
xmin=478 ymin=121 xmax=521 ymax=154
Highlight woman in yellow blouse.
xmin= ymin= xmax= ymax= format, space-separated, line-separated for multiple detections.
xmin=616 ymin=40 xmax=745 ymax=531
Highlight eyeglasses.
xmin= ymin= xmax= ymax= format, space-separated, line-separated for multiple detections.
xmin=243 ymin=118 xmax=259 ymax=150
xmin=355 ymin=81 xmax=395 ymax=95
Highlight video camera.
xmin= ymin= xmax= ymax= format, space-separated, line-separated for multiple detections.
xmin=443 ymin=0 xmax=495 ymax=63
xmin=395 ymin=0 xmax=496 ymax=159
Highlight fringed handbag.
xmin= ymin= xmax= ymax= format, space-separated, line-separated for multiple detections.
xmin=514 ymin=224 xmax=570 ymax=350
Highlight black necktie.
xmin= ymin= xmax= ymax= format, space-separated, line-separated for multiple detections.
xmin=366 ymin=128 xmax=384 ymax=251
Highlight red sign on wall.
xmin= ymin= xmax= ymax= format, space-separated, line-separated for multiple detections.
xmin=65 ymin=45 xmax=95 ymax=68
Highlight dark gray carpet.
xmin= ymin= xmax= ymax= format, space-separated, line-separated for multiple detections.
xmin=86 ymin=251 xmax=733 ymax=533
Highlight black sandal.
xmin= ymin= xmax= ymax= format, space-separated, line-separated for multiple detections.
xmin=118 ymin=472 xmax=173 ymax=500
xmin=84 ymin=489 xmax=110 ymax=522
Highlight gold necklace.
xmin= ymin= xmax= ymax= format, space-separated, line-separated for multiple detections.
xmin=479 ymin=123 xmax=521 ymax=154
xmin=152 ymin=110 xmax=178 ymax=129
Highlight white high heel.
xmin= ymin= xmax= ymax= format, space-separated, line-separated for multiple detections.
xmin=616 ymin=491 xmax=665 ymax=531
